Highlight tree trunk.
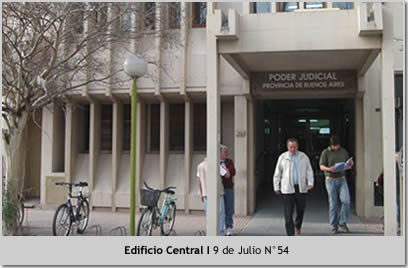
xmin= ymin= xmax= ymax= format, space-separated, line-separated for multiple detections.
xmin=2 ymin=110 xmax=29 ymax=235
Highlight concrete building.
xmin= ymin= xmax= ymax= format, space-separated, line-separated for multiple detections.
xmin=23 ymin=2 xmax=404 ymax=236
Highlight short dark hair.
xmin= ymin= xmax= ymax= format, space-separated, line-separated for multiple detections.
xmin=286 ymin=137 xmax=298 ymax=146
xmin=330 ymin=135 xmax=340 ymax=146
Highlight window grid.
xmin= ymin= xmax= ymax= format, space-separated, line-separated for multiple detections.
xmin=169 ymin=104 xmax=185 ymax=151
xmin=192 ymin=2 xmax=206 ymax=28
xmin=169 ymin=2 xmax=181 ymax=29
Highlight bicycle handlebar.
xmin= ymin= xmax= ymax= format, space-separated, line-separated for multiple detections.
xmin=56 ymin=181 xmax=88 ymax=187
xmin=143 ymin=181 xmax=175 ymax=194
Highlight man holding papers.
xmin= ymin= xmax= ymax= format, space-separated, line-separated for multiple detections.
xmin=319 ymin=135 xmax=354 ymax=234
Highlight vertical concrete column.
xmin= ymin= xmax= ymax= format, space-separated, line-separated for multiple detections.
xmin=40 ymin=105 xmax=55 ymax=206
xmin=112 ymin=102 xmax=123 ymax=211
xmin=234 ymin=96 xmax=248 ymax=216
xmin=65 ymin=103 xmax=73 ymax=184
xmin=207 ymin=2 xmax=216 ymax=15
xmin=184 ymin=101 xmax=193 ymax=213
xmin=206 ymin=14 xmax=221 ymax=236
xmin=160 ymin=101 xmax=169 ymax=189
xmin=248 ymin=98 xmax=255 ymax=215
xmin=180 ymin=2 xmax=188 ymax=97
xmin=354 ymin=88 xmax=366 ymax=217
xmin=242 ymin=2 xmax=251 ymax=14
xmin=270 ymin=2 xmax=277 ymax=13
xmin=382 ymin=6 xmax=397 ymax=236
xmin=89 ymin=102 xmax=101 ymax=208
xmin=154 ymin=3 xmax=162 ymax=97
xmin=136 ymin=102 xmax=146 ymax=210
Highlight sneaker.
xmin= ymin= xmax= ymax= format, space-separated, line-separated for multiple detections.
xmin=295 ymin=228 xmax=301 ymax=235
xmin=331 ymin=228 xmax=338 ymax=234
xmin=339 ymin=224 xmax=350 ymax=233
xmin=226 ymin=228 xmax=233 ymax=236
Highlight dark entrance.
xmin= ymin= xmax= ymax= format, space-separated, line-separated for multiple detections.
xmin=255 ymin=99 xmax=355 ymax=209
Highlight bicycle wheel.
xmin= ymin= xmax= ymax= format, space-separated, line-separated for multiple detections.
xmin=53 ymin=204 xmax=72 ymax=236
xmin=76 ymin=199 xmax=90 ymax=234
xmin=137 ymin=208 xmax=154 ymax=236
xmin=16 ymin=200 xmax=24 ymax=228
xmin=160 ymin=202 xmax=176 ymax=236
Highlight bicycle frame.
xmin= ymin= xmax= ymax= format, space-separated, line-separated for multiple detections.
xmin=64 ymin=185 xmax=87 ymax=225
xmin=158 ymin=194 xmax=177 ymax=225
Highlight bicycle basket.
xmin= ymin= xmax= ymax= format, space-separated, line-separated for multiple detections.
xmin=140 ymin=189 xmax=161 ymax=207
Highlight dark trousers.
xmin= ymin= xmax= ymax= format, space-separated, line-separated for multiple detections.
xmin=282 ymin=186 xmax=307 ymax=236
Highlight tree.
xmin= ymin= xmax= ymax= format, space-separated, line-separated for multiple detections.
xmin=2 ymin=2 xmax=181 ymax=235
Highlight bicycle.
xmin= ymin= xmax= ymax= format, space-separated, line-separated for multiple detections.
xmin=137 ymin=182 xmax=176 ymax=236
xmin=52 ymin=181 xmax=90 ymax=236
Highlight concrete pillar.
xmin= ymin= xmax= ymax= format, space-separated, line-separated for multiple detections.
xmin=160 ymin=101 xmax=169 ymax=189
xmin=180 ymin=2 xmax=188 ymax=97
xmin=64 ymin=103 xmax=73 ymax=184
xmin=89 ymin=102 xmax=101 ymax=208
xmin=355 ymin=91 xmax=366 ymax=217
xmin=234 ymin=96 xmax=248 ymax=216
xmin=154 ymin=3 xmax=162 ymax=97
xmin=248 ymin=97 xmax=255 ymax=215
xmin=40 ymin=105 xmax=55 ymax=206
xmin=136 ymin=102 xmax=146 ymax=210
xmin=242 ymin=2 xmax=251 ymax=14
xmin=381 ymin=6 xmax=397 ymax=236
xmin=112 ymin=102 xmax=123 ymax=211
xmin=206 ymin=13 xmax=221 ymax=236
xmin=184 ymin=101 xmax=193 ymax=213
xmin=207 ymin=2 xmax=216 ymax=15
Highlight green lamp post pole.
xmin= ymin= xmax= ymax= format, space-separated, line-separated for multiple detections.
xmin=124 ymin=55 xmax=147 ymax=236
xmin=129 ymin=79 xmax=137 ymax=236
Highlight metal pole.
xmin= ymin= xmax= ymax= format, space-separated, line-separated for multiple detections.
xmin=130 ymin=79 xmax=137 ymax=236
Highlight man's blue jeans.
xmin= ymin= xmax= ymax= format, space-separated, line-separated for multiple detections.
xmin=325 ymin=178 xmax=350 ymax=228
xmin=203 ymin=196 xmax=225 ymax=236
xmin=224 ymin=189 xmax=234 ymax=229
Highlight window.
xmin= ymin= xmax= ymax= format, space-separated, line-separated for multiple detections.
xmin=332 ymin=2 xmax=353 ymax=10
xmin=304 ymin=2 xmax=326 ymax=9
xmin=169 ymin=2 xmax=181 ymax=28
xmin=278 ymin=2 xmax=299 ymax=12
xmin=121 ymin=9 xmax=132 ymax=32
xmin=192 ymin=2 xmax=206 ymax=27
xmin=101 ymin=104 xmax=113 ymax=151
xmin=150 ymin=104 xmax=160 ymax=152
xmin=169 ymin=104 xmax=185 ymax=151
xmin=144 ymin=2 xmax=156 ymax=30
xmin=193 ymin=104 xmax=206 ymax=151
xmin=252 ymin=2 xmax=271 ymax=13
xmin=123 ymin=104 xmax=131 ymax=151
xmin=71 ymin=3 xmax=85 ymax=34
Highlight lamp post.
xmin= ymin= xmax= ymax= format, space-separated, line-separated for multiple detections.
xmin=123 ymin=54 xmax=147 ymax=236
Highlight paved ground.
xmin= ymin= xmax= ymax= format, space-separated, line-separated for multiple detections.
xmin=16 ymin=182 xmax=383 ymax=236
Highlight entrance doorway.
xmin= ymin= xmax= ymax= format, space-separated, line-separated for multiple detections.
xmin=255 ymin=99 xmax=355 ymax=209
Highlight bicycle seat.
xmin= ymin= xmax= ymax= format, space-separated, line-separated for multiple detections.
xmin=163 ymin=186 xmax=176 ymax=195
xmin=75 ymin=182 xmax=88 ymax=187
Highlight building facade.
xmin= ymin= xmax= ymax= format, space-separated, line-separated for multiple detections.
xmin=24 ymin=2 xmax=404 ymax=235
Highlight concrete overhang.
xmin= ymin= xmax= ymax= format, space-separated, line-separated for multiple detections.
xmin=222 ymin=49 xmax=381 ymax=78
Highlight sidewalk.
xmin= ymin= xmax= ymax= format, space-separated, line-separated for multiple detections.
xmin=16 ymin=194 xmax=382 ymax=236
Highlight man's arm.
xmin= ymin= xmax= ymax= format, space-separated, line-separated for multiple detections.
xmin=273 ymin=156 xmax=282 ymax=195
xmin=319 ymin=149 xmax=336 ymax=172
xmin=221 ymin=163 xmax=231 ymax=178
xmin=198 ymin=177 xmax=204 ymax=203
xmin=305 ymin=156 xmax=314 ymax=190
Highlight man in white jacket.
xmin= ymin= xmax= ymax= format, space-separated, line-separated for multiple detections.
xmin=273 ymin=138 xmax=314 ymax=236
